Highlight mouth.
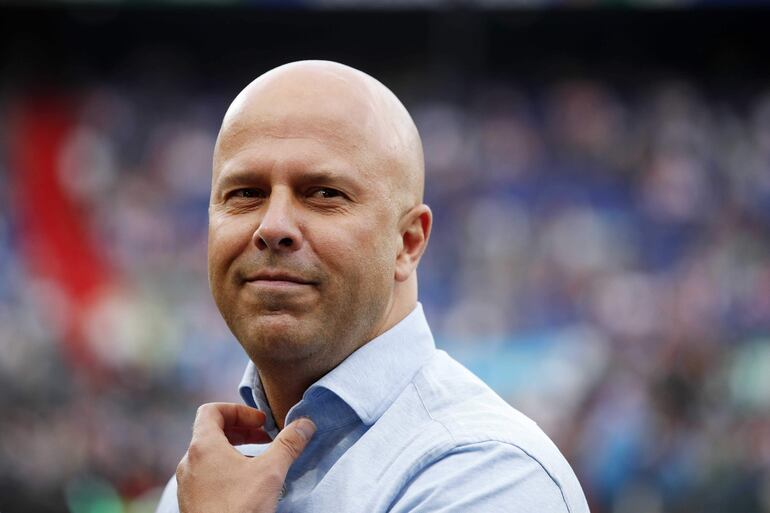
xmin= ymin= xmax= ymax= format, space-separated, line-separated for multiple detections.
xmin=243 ymin=271 xmax=316 ymax=287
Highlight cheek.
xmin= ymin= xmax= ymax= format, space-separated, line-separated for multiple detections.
xmin=207 ymin=215 xmax=256 ymax=282
xmin=319 ymin=222 xmax=397 ymax=284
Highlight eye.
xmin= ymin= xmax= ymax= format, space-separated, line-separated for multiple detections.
xmin=231 ymin=188 xmax=264 ymax=199
xmin=310 ymin=187 xmax=344 ymax=199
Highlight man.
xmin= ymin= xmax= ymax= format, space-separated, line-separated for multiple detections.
xmin=156 ymin=60 xmax=589 ymax=513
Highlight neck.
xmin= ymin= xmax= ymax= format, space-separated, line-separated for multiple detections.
xmin=258 ymin=368 xmax=316 ymax=430
xmin=259 ymin=283 xmax=419 ymax=429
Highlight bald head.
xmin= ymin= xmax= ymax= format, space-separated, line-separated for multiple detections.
xmin=214 ymin=60 xmax=424 ymax=210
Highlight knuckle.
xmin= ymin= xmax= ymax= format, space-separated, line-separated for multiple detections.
xmin=175 ymin=455 xmax=188 ymax=480
xmin=195 ymin=403 xmax=214 ymax=417
xmin=185 ymin=441 xmax=205 ymax=464
xmin=277 ymin=434 xmax=303 ymax=460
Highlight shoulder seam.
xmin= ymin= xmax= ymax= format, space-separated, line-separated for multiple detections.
xmin=410 ymin=357 xmax=573 ymax=512
xmin=410 ymin=378 xmax=457 ymax=446
xmin=447 ymin=439 xmax=574 ymax=513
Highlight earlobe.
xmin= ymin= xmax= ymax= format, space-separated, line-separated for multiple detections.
xmin=394 ymin=204 xmax=432 ymax=282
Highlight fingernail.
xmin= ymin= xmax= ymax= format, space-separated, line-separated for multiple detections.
xmin=293 ymin=418 xmax=316 ymax=441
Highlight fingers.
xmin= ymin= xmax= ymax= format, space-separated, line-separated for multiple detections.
xmin=188 ymin=404 xmax=315 ymax=467
xmin=258 ymin=418 xmax=316 ymax=477
xmin=178 ymin=407 xmax=316 ymax=513
xmin=224 ymin=425 xmax=273 ymax=446
xmin=192 ymin=403 xmax=268 ymax=447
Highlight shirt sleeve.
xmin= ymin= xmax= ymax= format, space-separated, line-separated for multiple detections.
xmin=387 ymin=441 xmax=572 ymax=513
xmin=154 ymin=475 xmax=180 ymax=513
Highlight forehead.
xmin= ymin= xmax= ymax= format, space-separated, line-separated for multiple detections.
xmin=215 ymin=119 xmax=367 ymax=185
xmin=219 ymin=109 xmax=362 ymax=157
xmin=215 ymin=140 xmax=360 ymax=193
xmin=213 ymin=91 xmax=391 ymax=184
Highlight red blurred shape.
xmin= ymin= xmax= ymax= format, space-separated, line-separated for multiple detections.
xmin=10 ymin=96 xmax=113 ymax=369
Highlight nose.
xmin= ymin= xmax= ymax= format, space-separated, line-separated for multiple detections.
xmin=252 ymin=190 xmax=302 ymax=252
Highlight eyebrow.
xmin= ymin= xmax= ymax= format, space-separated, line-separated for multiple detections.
xmin=212 ymin=167 xmax=261 ymax=191
xmin=213 ymin=166 xmax=364 ymax=194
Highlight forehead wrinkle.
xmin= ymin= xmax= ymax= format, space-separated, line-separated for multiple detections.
xmin=213 ymin=134 xmax=387 ymax=204
xmin=213 ymin=122 xmax=363 ymax=185
xmin=216 ymin=126 xmax=365 ymax=172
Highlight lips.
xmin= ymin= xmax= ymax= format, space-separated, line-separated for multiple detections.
xmin=243 ymin=270 xmax=316 ymax=285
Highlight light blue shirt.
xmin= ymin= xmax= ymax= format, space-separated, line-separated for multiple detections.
xmin=157 ymin=304 xmax=589 ymax=512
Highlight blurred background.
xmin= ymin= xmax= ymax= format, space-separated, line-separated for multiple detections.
xmin=2 ymin=3 xmax=770 ymax=513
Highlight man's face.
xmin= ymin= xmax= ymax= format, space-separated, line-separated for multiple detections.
xmin=208 ymin=97 xmax=401 ymax=370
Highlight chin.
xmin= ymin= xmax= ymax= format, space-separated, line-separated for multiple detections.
xmin=239 ymin=314 xmax=320 ymax=363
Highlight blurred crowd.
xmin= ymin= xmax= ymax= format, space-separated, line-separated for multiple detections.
xmin=1 ymin=74 xmax=769 ymax=513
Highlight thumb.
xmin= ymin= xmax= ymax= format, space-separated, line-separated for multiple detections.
xmin=261 ymin=418 xmax=317 ymax=476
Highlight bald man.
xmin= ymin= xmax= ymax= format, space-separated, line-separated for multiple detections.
xmin=156 ymin=61 xmax=589 ymax=513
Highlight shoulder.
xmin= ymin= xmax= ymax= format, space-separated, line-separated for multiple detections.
xmin=389 ymin=440 xmax=585 ymax=513
xmin=399 ymin=350 xmax=589 ymax=512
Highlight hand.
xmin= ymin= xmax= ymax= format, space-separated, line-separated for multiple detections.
xmin=176 ymin=402 xmax=316 ymax=513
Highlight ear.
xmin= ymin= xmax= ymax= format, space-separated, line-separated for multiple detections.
xmin=395 ymin=204 xmax=432 ymax=282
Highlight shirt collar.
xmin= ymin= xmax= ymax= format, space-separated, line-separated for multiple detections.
xmin=238 ymin=303 xmax=436 ymax=431
xmin=238 ymin=360 xmax=278 ymax=436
